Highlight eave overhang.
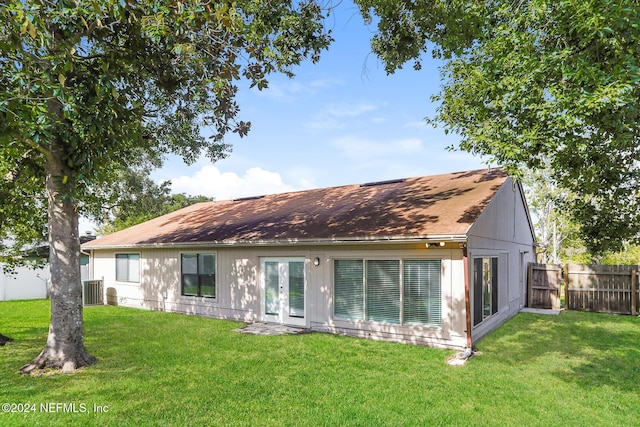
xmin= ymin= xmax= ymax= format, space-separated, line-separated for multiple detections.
xmin=82 ymin=233 xmax=469 ymax=251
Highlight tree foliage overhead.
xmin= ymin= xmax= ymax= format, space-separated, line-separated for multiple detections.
xmin=356 ymin=0 xmax=640 ymax=254
xmin=96 ymin=168 xmax=213 ymax=235
xmin=0 ymin=0 xmax=331 ymax=373
xmin=1 ymin=0 xmax=331 ymax=209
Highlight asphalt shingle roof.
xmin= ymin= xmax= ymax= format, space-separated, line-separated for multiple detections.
xmin=83 ymin=168 xmax=508 ymax=248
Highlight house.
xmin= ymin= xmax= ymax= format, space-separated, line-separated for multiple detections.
xmin=82 ymin=169 xmax=536 ymax=349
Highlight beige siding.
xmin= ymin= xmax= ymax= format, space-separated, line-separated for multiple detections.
xmin=315 ymin=247 xmax=467 ymax=349
xmin=89 ymin=242 xmax=468 ymax=349
xmin=467 ymin=178 xmax=536 ymax=343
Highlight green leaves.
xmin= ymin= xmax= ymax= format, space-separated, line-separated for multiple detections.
xmin=0 ymin=0 xmax=332 ymax=251
xmin=357 ymin=0 xmax=640 ymax=254
xmin=96 ymin=168 xmax=213 ymax=234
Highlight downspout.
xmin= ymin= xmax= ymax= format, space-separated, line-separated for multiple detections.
xmin=80 ymin=248 xmax=92 ymax=283
xmin=449 ymin=244 xmax=474 ymax=365
xmin=80 ymin=249 xmax=91 ymax=276
xmin=463 ymin=245 xmax=473 ymax=351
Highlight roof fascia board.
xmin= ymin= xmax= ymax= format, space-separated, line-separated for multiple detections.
xmin=82 ymin=234 xmax=469 ymax=250
xmin=514 ymin=179 xmax=538 ymax=244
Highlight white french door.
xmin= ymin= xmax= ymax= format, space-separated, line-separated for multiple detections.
xmin=261 ymin=258 xmax=306 ymax=327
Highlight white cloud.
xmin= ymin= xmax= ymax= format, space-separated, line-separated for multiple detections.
xmin=404 ymin=120 xmax=428 ymax=128
xmin=256 ymin=78 xmax=344 ymax=101
xmin=303 ymin=118 xmax=345 ymax=131
xmin=170 ymin=165 xmax=299 ymax=201
xmin=308 ymin=78 xmax=345 ymax=89
xmin=325 ymin=102 xmax=378 ymax=117
xmin=332 ymin=136 xmax=424 ymax=159
xmin=304 ymin=101 xmax=378 ymax=130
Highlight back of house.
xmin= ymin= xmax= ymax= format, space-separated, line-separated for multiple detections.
xmin=83 ymin=168 xmax=536 ymax=349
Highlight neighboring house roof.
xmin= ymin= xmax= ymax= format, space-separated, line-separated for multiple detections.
xmin=83 ymin=168 xmax=509 ymax=249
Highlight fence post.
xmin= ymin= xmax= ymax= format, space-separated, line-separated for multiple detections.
xmin=551 ymin=266 xmax=561 ymax=309
xmin=527 ymin=263 xmax=533 ymax=308
xmin=632 ymin=267 xmax=637 ymax=316
xmin=564 ymin=264 xmax=570 ymax=310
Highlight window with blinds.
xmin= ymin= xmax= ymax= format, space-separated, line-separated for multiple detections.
xmin=115 ymin=253 xmax=140 ymax=282
xmin=288 ymin=261 xmax=305 ymax=318
xmin=333 ymin=258 xmax=442 ymax=327
xmin=403 ymin=260 xmax=442 ymax=326
xmin=264 ymin=261 xmax=279 ymax=315
xmin=366 ymin=260 xmax=401 ymax=323
xmin=334 ymin=260 xmax=364 ymax=320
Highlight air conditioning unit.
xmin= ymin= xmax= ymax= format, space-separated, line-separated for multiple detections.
xmin=83 ymin=280 xmax=104 ymax=306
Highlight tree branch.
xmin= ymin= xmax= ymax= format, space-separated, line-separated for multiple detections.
xmin=17 ymin=135 xmax=52 ymax=162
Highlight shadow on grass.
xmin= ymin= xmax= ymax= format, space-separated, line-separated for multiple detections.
xmin=476 ymin=311 xmax=640 ymax=392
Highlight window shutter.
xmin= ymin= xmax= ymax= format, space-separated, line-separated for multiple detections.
xmin=366 ymin=260 xmax=400 ymax=324
xmin=403 ymin=260 xmax=441 ymax=326
xmin=334 ymin=260 xmax=364 ymax=320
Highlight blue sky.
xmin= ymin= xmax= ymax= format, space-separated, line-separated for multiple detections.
xmin=83 ymin=1 xmax=490 ymax=233
xmin=150 ymin=1 xmax=490 ymax=202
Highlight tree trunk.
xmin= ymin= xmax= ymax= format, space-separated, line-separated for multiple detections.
xmin=20 ymin=140 xmax=96 ymax=374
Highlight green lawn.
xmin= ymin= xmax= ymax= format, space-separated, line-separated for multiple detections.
xmin=1 ymin=300 xmax=639 ymax=426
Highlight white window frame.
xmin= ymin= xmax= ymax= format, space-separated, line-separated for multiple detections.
xmin=332 ymin=257 xmax=442 ymax=327
xmin=115 ymin=253 xmax=140 ymax=283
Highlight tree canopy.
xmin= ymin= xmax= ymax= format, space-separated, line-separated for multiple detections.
xmin=96 ymin=168 xmax=213 ymax=234
xmin=355 ymin=0 xmax=640 ymax=254
xmin=1 ymin=0 xmax=331 ymax=373
xmin=524 ymin=168 xmax=581 ymax=264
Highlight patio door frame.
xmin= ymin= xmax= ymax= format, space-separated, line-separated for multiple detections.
xmin=260 ymin=257 xmax=307 ymax=327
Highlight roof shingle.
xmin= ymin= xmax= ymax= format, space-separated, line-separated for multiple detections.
xmin=83 ymin=168 xmax=508 ymax=248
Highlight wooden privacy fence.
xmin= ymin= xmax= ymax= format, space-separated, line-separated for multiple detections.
xmin=527 ymin=263 xmax=640 ymax=315
xmin=565 ymin=264 xmax=638 ymax=315
xmin=528 ymin=263 xmax=562 ymax=310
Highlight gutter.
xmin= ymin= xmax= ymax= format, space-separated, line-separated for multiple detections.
xmin=81 ymin=234 xmax=469 ymax=251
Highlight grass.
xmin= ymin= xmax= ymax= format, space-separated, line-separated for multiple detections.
xmin=1 ymin=300 xmax=639 ymax=426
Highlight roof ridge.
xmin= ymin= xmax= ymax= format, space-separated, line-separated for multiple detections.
xmin=216 ymin=167 xmax=500 ymax=203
